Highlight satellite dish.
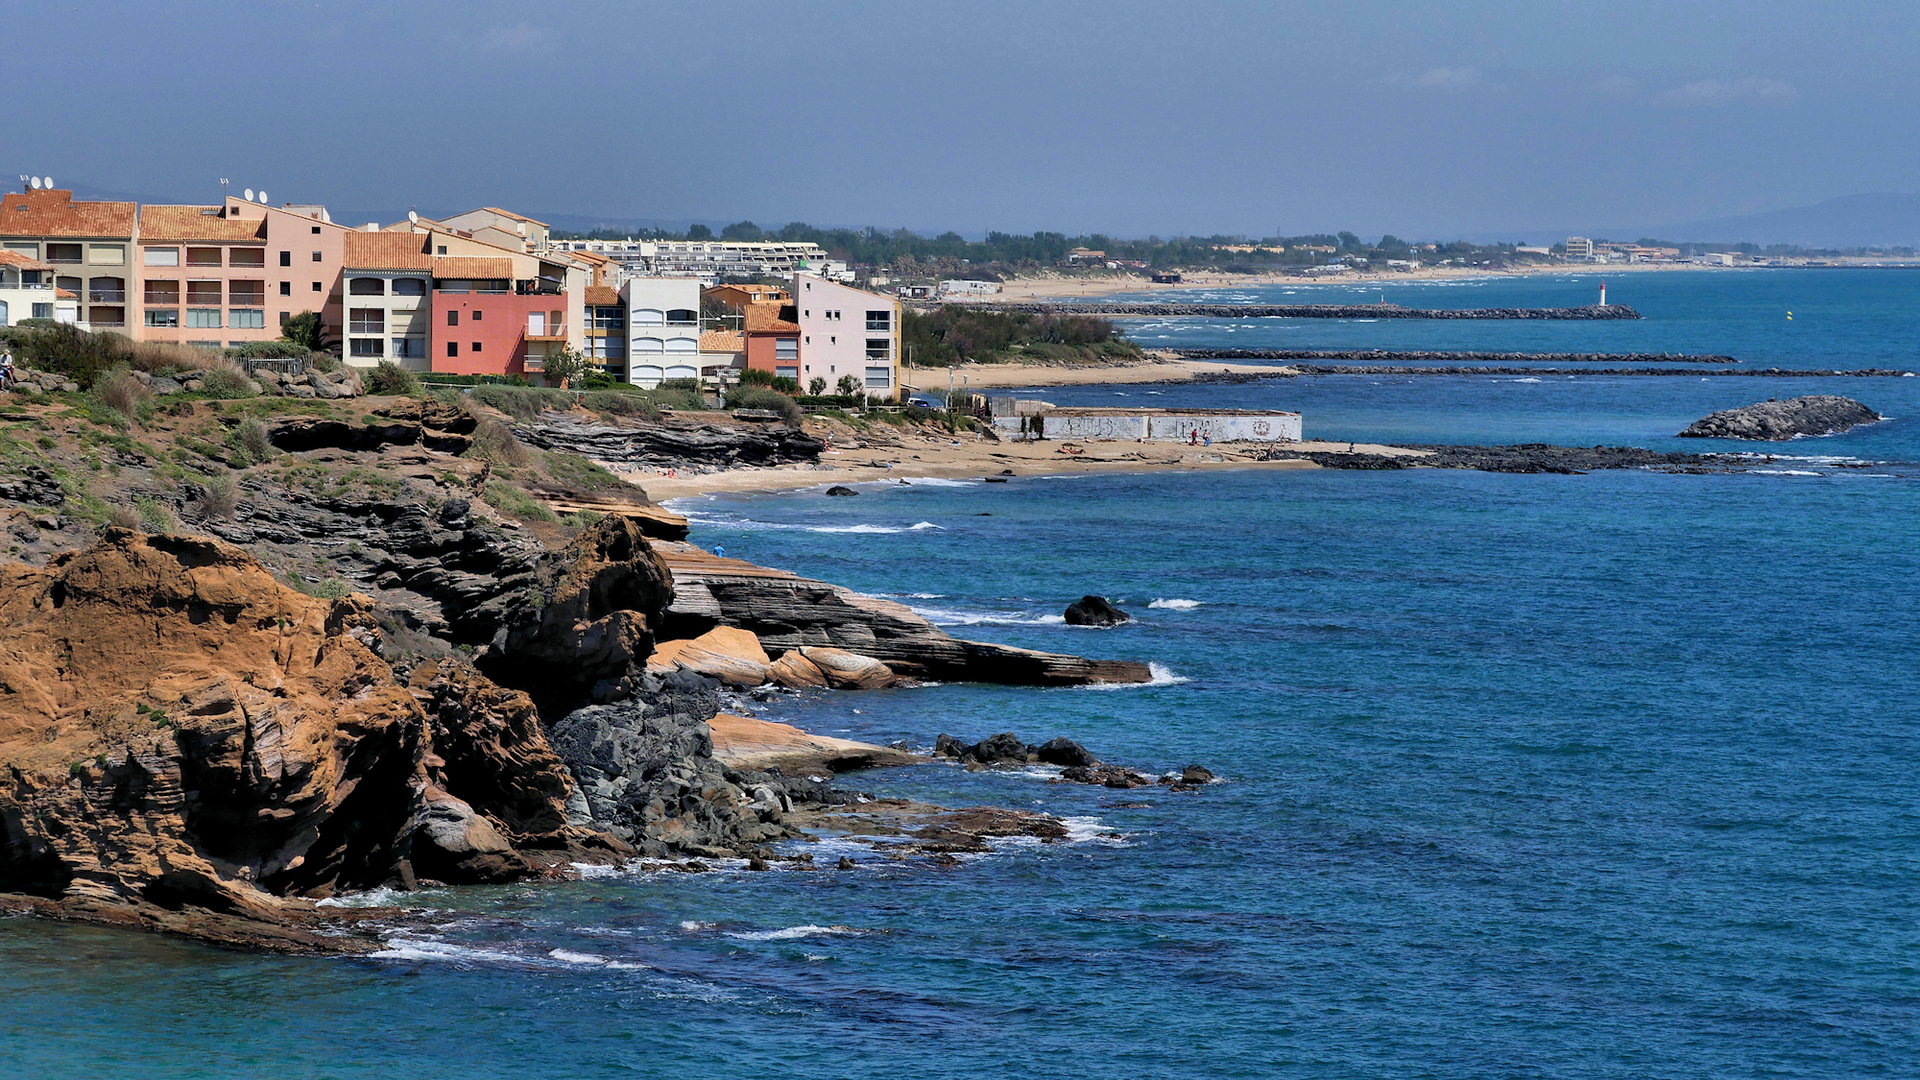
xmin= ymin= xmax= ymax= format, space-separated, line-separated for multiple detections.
xmin=257 ymin=190 xmax=267 ymax=204
xmin=29 ymin=177 xmax=41 ymax=190
xmin=42 ymin=177 xmax=52 ymax=189
xmin=243 ymin=188 xmax=254 ymax=201
xmin=408 ymin=210 xmax=419 ymax=224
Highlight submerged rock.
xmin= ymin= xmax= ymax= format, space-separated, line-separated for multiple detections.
xmin=824 ymin=485 xmax=860 ymax=496
xmin=1678 ymin=395 xmax=1881 ymax=440
xmin=1065 ymin=595 xmax=1131 ymax=627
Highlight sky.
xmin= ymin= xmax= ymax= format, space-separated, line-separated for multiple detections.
xmin=5 ymin=0 xmax=1919 ymax=240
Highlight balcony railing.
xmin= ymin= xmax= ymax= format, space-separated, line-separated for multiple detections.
xmin=144 ymin=293 xmax=181 ymax=305
xmin=88 ymin=291 xmax=127 ymax=304
xmin=185 ymin=294 xmax=223 ymax=306
xmin=185 ymin=258 xmax=223 ymax=268
xmin=0 ymin=281 xmax=53 ymax=291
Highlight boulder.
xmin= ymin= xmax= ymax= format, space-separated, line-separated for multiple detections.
xmin=970 ymin=732 xmax=1032 ymax=764
xmin=768 ymin=649 xmax=829 ymax=689
xmin=1678 ymin=395 xmax=1881 ymax=440
xmin=798 ymin=646 xmax=898 ymax=690
xmin=149 ymin=376 xmax=184 ymax=395
xmin=824 ymin=485 xmax=860 ymax=496
xmin=1035 ymin=736 xmax=1097 ymax=767
xmin=1064 ymin=595 xmax=1131 ymax=627
xmin=669 ymin=626 xmax=771 ymax=687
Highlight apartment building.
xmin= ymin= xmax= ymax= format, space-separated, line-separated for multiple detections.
xmin=551 ymin=238 xmax=829 ymax=279
xmin=622 ymin=277 xmax=703 ymax=387
xmin=340 ymin=231 xmax=434 ymax=369
xmin=791 ymin=273 xmax=899 ymax=397
xmin=134 ymin=197 xmax=352 ymax=347
xmin=0 ymin=251 xmax=62 ymax=326
xmin=1564 ymin=236 xmax=1596 ymax=260
xmin=741 ymin=302 xmax=801 ymax=382
xmin=382 ymin=218 xmax=590 ymax=375
xmin=440 ymin=207 xmax=551 ymax=252
xmin=0 ymin=187 xmax=138 ymax=331
xmin=583 ymin=284 xmax=626 ymax=378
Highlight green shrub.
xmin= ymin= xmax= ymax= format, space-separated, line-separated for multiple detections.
xmin=581 ymin=389 xmax=658 ymax=420
xmin=724 ymin=385 xmax=803 ymax=423
xmin=363 ymin=361 xmax=421 ymax=396
xmin=92 ymin=367 xmax=150 ymax=422
xmin=468 ymin=384 xmax=572 ymax=421
xmin=481 ymin=480 xmax=558 ymax=523
xmin=307 ymin=352 xmax=342 ymax=374
xmin=11 ymin=324 xmax=127 ymax=388
xmin=544 ymin=452 xmax=625 ymax=491
xmin=198 ymin=367 xmax=255 ymax=399
xmin=230 ymin=417 xmax=273 ymax=464
xmin=133 ymin=496 xmax=179 ymax=535
xmin=106 ymin=504 xmax=143 ymax=530
xmin=227 ymin=340 xmax=315 ymax=360
xmin=464 ymin=419 xmax=532 ymax=468
xmin=193 ymin=473 xmax=240 ymax=519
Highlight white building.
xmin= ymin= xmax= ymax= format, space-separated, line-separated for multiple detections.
xmin=1564 ymin=237 xmax=1596 ymax=260
xmin=939 ymin=278 xmax=1001 ymax=297
xmin=792 ymin=273 xmax=899 ymax=397
xmin=0 ymin=251 xmax=62 ymax=327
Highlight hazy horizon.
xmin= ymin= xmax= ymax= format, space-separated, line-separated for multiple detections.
xmin=7 ymin=0 xmax=1919 ymax=241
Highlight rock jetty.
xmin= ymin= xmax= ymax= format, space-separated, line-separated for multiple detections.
xmin=1677 ymin=396 xmax=1882 ymax=440
xmin=988 ymin=302 xmax=1640 ymax=320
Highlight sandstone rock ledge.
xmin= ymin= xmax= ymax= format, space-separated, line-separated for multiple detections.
xmin=1678 ymin=395 xmax=1882 ymax=440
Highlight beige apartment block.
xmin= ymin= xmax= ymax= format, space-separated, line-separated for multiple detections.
xmin=136 ymin=198 xmax=350 ymax=347
xmin=0 ymin=187 xmax=138 ymax=331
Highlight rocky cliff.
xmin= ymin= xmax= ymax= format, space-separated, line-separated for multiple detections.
xmin=514 ymin=413 xmax=826 ymax=471
xmin=1678 ymin=396 xmax=1882 ymax=440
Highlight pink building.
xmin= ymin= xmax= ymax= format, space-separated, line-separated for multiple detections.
xmin=136 ymin=199 xmax=349 ymax=347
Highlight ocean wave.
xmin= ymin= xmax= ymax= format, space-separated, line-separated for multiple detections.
xmin=911 ymin=604 xmax=1067 ymax=627
xmin=1148 ymin=598 xmax=1203 ymax=610
xmin=1748 ymin=469 xmax=1824 ymax=476
xmin=1082 ymin=662 xmax=1189 ymax=690
xmin=1060 ymin=816 xmax=1131 ymax=846
xmin=1509 ymin=377 xmax=1542 ymax=383
xmin=726 ymin=924 xmax=863 ymax=942
xmin=894 ymin=477 xmax=979 ymax=488
xmin=316 ymin=886 xmax=415 ymax=908
xmin=370 ymin=938 xmax=528 ymax=965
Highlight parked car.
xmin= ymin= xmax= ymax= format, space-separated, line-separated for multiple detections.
xmin=906 ymin=394 xmax=945 ymax=410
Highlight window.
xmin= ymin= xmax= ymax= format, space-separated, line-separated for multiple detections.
xmin=527 ymin=312 xmax=544 ymax=335
xmin=187 ymin=341 xmax=221 ymax=350
xmin=186 ymin=308 xmax=222 ymax=329
xmin=144 ymin=247 xmax=180 ymax=267
xmin=436 ymin=245 xmax=447 ymax=255
xmin=391 ymin=337 xmax=426 ymax=359
xmin=5 ymin=242 xmax=38 ymax=258
xmin=32 ymin=303 xmax=54 ymax=320
xmin=665 ymin=337 xmax=697 ymax=354
xmin=446 ymin=310 xmax=459 ymax=326
xmin=56 ymin=275 xmax=80 ymax=296
xmin=228 ymin=281 xmax=265 ymax=305
xmin=349 ymin=308 xmax=384 ymax=333
xmin=666 ymin=307 xmax=697 ymax=324
xmin=88 ymin=244 xmax=125 ymax=266
xmin=229 ymin=309 xmax=265 ymax=329
xmin=865 ymin=338 xmax=890 ymax=360
xmin=279 ymin=311 xmax=291 ymax=326
xmin=775 ymin=366 xmax=799 ymax=381
xmin=471 ymin=341 xmax=482 ymax=353
xmin=471 ymin=309 xmax=482 ymax=322
xmin=633 ymin=338 xmax=663 ymax=353
xmin=312 ymin=281 xmax=322 ymax=291
xmin=349 ymin=277 xmax=384 ymax=295
xmin=144 ymin=280 xmax=180 ymax=305
xmin=633 ymin=308 xmax=664 ymax=324
xmin=279 ymin=250 xmax=291 ymax=267
xmin=186 ymin=247 xmax=222 ymax=267
xmin=186 ymin=282 xmax=222 ymax=305
xmin=865 ymin=310 xmax=890 ymax=330
xmin=87 ymin=277 xmax=125 ymax=303
xmin=446 ymin=341 xmax=459 ymax=357
xmin=311 ymin=251 xmax=322 ymax=262
xmin=228 ymin=248 xmax=265 ymax=268
xmin=865 ymin=366 xmax=892 ymax=388
xmin=391 ymin=277 xmax=425 ymax=296
xmin=89 ymin=307 xmax=125 ymax=327
xmin=279 ymin=282 xmax=291 ymax=296
xmin=593 ymin=306 xmax=625 ymax=329
xmin=349 ymin=338 xmax=384 ymax=358
xmin=46 ymin=243 xmax=82 ymax=263
xmin=775 ymin=338 xmax=798 ymax=360
xmin=311 ymin=225 xmax=321 ymax=235
xmin=590 ymin=337 xmax=625 ymax=359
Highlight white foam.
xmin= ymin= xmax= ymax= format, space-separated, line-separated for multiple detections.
xmin=1749 ymin=469 xmax=1824 ymax=476
xmin=725 ymin=924 xmax=862 ymax=941
xmin=908 ymin=521 xmax=945 ymax=531
xmin=906 ymin=592 xmax=944 ymax=599
xmin=679 ymin=920 xmax=716 ymax=932
xmin=549 ymin=949 xmax=609 ymax=965
xmin=316 ymin=886 xmax=410 ymax=908
xmin=896 ymin=476 xmax=979 ymax=488
xmin=1082 ymin=662 xmax=1189 ymax=690
xmin=1148 ymin=598 xmax=1203 ymax=610
xmin=911 ymin=604 xmax=1068 ymax=627
xmin=1510 ymin=377 xmax=1542 ymax=383
xmin=370 ymin=938 xmax=526 ymax=964
xmin=570 ymin=861 xmax=631 ymax=880
xmin=1060 ymin=816 xmax=1131 ymax=846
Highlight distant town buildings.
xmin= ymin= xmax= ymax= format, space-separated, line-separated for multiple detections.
xmin=548 ymin=238 xmax=835 ymax=280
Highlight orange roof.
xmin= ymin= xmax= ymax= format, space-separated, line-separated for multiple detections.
xmin=698 ymin=329 xmax=745 ymax=354
xmin=0 ymin=189 xmax=137 ymax=238
xmin=137 ymin=205 xmax=267 ymax=243
xmin=476 ymin=207 xmax=548 ymax=227
xmin=743 ymin=302 xmax=799 ymax=334
xmin=433 ymin=256 xmax=513 ymax=280
xmin=0 ymin=250 xmax=51 ymax=271
xmin=584 ymin=285 xmax=620 ymax=306
xmin=344 ymin=231 xmax=433 ymax=271
xmin=55 ymin=288 xmax=77 ymax=299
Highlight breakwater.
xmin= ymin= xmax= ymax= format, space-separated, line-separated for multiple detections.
xmin=1178 ymin=348 xmax=1736 ymax=364
xmin=1193 ymin=365 xmax=1915 ymax=380
xmin=986 ymin=302 xmax=1640 ymax=320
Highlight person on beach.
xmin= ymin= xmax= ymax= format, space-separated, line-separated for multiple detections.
xmin=0 ymin=350 xmax=14 ymax=390
xmin=714 ymin=544 xmax=725 ymax=559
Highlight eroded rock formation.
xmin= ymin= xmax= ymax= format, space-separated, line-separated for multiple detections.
xmin=1678 ymin=396 xmax=1882 ymax=440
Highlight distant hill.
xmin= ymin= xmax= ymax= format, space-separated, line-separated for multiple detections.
xmin=1649 ymin=193 xmax=1920 ymax=249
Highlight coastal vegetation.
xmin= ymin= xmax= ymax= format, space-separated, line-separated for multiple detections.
xmin=901 ymin=305 xmax=1142 ymax=366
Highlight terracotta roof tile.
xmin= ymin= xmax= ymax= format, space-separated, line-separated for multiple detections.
xmin=55 ymin=288 xmax=77 ymax=299
xmin=698 ymin=329 xmax=745 ymax=354
xmin=433 ymin=256 xmax=513 ymax=280
xmin=344 ymin=231 xmax=433 ymax=271
xmin=137 ymin=205 xmax=268 ymax=243
xmin=0 ymin=189 xmax=137 ymax=238
xmin=584 ymin=285 xmax=620 ymax=306
xmin=743 ymin=303 xmax=799 ymax=334
xmin=0 ymin=250 xmax=51 ymax=271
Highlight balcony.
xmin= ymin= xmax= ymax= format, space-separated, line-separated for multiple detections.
xmin=0 ymin=280 xmax=52 ymax=291
xmin=88 ymin=289 xmax=126 ymax=304
xmin=144 ymin=291 xmax=181 ymax=306
xmin=228 ymin=250 xmax=267 ymax=269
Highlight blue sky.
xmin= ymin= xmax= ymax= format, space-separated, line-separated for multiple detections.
xmin=6 ymin=0 xmax=1917 ymax=239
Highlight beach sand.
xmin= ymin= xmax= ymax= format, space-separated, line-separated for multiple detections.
xmin=636 ymin=425 xmax=1421 ymax=502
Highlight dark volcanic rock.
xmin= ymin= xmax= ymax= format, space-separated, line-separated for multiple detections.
xmin=824 ymin=485 xmax=860 ymax=496
xmin=0 ymin=466 xmax=64 ymax=507
xmin=1036 ymin=737 xmax=1098 ymax=767
xmin=1064 ymin=595 xmax=1131 ymax=627
xmin=514 ymin=414 xmax=824 ymax=470
xmin=1678 ymin=395 xmax=1881 ymax=440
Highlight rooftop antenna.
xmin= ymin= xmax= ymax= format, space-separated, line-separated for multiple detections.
xmin=220 ymin=177 xmax=230 ymax=201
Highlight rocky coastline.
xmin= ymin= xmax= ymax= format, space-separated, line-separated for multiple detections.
xmin=1178 ymin=348 xmax=1738 ymax=364
xmin=1194 ymin=365 xmax=1916 ymax=380
xmin=1677 ymin=395 xmax=1883 ymax=440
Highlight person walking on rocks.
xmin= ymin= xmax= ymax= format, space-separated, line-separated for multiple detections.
xmin=0 ymin=349 xmax=14 ymax=392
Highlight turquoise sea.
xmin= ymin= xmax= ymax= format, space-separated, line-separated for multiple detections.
xmin=5 ymin=270 xmax=1918 ymax=1079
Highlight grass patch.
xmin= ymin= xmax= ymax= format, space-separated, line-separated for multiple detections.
xmin=481 ymin=480 xmax=558 ymax=523
xmin=543 ymin=451 xmax=626 ymax=492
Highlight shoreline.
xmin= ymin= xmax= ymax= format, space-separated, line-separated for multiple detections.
xmin=991 ymin=260 xmax=1709 ymax=302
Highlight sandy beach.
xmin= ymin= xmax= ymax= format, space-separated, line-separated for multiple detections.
xmin=634 ymin=425 xmax=1421 ymax=502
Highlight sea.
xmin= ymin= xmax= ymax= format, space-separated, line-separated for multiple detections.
xmin=5 ymin=270 xmax=1918 ymax=1079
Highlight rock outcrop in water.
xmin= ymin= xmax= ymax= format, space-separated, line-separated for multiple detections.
xmin=1065 ymin=595 xmax=1131 ymax=627
xmin=0 ymin=530 xmax=603 ymax=952
xmin=1677 ymin=396 xmax=1882 ymax=440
